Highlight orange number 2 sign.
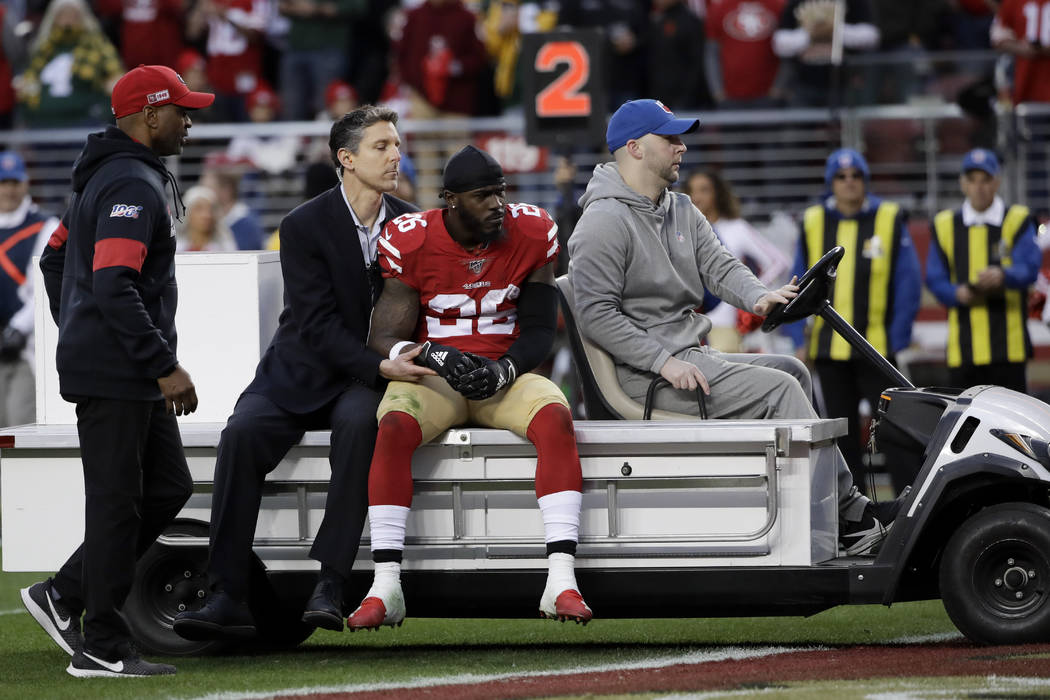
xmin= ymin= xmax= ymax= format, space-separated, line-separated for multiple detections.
xmin=534 ymin=41 xmax=592 ymax=118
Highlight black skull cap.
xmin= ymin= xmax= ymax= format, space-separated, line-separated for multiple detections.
xmin=442 ymin=145 xmax=506 ymax=194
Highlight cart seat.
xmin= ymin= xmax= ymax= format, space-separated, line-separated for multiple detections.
xmin=556 ymin=275 xmax=696 ymax=421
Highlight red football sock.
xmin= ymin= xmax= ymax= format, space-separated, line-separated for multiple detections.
xmin=527 ymin=404 xmax=582 ymax=498
xmin=368 ymin=411 xmax=422 ymax=507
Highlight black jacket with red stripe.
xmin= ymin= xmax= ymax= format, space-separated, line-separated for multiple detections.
xmin=40 ymin=126 xmax=179 ymax=401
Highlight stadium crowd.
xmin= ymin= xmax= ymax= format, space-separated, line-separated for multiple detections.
xmin=0 ymin=0 xmax=1042 ymax=130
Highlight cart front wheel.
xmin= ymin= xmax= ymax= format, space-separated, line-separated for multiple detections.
xmin=940 ymin=502 xmax=1050 ymax=645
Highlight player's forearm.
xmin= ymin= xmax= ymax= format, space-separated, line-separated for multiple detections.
xmin=367 ymin=284 xmax=420 ymax=356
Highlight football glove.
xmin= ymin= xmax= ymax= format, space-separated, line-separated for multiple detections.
xmin=414 ymin=341 xmax=477 ymax=387
xmin=456 ymin=353 xmax=518 ymax=400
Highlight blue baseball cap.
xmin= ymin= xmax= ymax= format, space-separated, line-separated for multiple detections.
xmin=961 ymin=148 xmax=1000 ymax=176
xmin=0 ymin=151 xmax=27 ymax=182
xmin=824 ymin=148 xmax=870 ymax=188
xmin=606 ymin=99 xmax=699 ymax=154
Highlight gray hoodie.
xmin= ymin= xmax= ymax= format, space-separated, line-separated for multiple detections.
xmin=567 ymin=162 xmax=767 ymax=375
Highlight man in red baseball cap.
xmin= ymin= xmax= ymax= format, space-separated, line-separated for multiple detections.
xmin=22 ymin=65 xmax=212 ymax=678
xmin=111 ymin=64 xmax=215 ymax=119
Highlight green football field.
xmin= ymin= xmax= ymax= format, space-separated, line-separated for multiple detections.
xmin=0 ymin=554 xmax=966 ymax=700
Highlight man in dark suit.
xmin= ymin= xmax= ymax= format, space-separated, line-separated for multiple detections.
xmin=174 ymin=105 xmax=433 ymax=640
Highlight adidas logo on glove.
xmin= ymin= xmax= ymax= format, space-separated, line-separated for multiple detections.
xmin=431 ymin=351 xmax=448 ymax=366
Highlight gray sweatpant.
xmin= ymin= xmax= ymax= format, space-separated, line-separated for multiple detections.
xmin=618 ymin=347 xmax=869 ymax=522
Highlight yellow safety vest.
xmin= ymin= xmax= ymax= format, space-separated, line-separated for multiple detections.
xmin=932 ymin=205 xmax=1031 ymax=367
xmin=803 ymin=201 xmax=901 ymax=361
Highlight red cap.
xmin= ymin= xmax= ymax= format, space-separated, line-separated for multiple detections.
xmin=325 ymin=80 xmax=357 ymax=108
xmin=174 ymin=49 xmax=206 ymax=77
xmin=111 ymin=64 xmax=214 ymax=119
xmin=247 ymin=83 xmax=279 ymax=112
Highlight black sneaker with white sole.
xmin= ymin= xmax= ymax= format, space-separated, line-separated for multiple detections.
xmin=21 ymin=579 xmax=84 ymax=656
xmin=839 ymin=508 xmax=889 ymax=556
xmin=839 ymin=487 xmax=913 ymax=556
xmin=67 ymin=648 xmax=176 ymax=678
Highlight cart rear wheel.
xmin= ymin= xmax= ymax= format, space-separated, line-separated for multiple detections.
xmin=124 ymin=520 xmax=226 ymax=656
xmin=940 ymin=502 xmax=1050 ymax=645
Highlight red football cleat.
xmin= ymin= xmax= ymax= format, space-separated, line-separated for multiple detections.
xmin=346 ymin=583 xmax=406 ymax=631
xmin=540 ymin=587 xmax=593 ymax=624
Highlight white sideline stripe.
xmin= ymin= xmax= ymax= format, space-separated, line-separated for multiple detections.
xmin=182 ymin=645 xmax=806 ymax=700
xmin=885 ymin=631 xmax=963 ymax=645
xmin=0 ymin=608 xmax=26 ymax=617
xmin=657 ymin=690 xmax=779 ymax=699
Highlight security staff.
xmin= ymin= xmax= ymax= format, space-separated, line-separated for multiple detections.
xmin=926 ymin=148 xmax=1039 ymax=393
xmin=786 ymin=148 xmax=921 ymax=493
xmin=0 ymin=151 xmax=58 ymax=428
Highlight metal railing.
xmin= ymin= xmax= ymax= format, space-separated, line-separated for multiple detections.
xmin=0 ymin=100 xmax=1044 ymax=233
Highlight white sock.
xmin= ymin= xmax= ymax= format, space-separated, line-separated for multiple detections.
xmin=546 ymin=552 xmax=579 ymax=593
xmin=538 ymin=490 xmax=582 ymax=544
xmin=369 ymin=505 xmax=410 ymax=552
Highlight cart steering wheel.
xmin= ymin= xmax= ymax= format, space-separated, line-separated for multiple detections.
xmin=761 ymin=246 xmax=845 ymax=333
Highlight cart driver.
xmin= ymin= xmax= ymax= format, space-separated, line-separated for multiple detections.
xmin=568 ymin=99 xmax=908 ymax=555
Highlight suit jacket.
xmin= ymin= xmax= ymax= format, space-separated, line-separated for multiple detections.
xmin=245 ymin=186 xmax=418 ymax=413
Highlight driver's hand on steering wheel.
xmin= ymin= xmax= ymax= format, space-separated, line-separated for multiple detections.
xmin=659 ymin=357 xmax=711 ymax=394
xmin=753 ymin=276 xmax=800 ymax=316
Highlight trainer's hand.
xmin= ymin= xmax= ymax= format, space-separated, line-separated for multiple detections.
xmin=158 ymin=365 xmax=198 ymax=416
xmin=379 ymin=345 xmax=437 ymax=382
xmin=659 ymin=356 xmax=710 ymax=394
xmin=753 ymin=276 xmax=799 ymax=316
xmin=456 ymin=353 xmax=517 ymax=400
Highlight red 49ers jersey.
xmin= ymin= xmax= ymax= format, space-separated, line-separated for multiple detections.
xmin=378 ymin=204 xmax=558 ymax=359
xmin=995 ymin=0 xmax=1050 ymax=102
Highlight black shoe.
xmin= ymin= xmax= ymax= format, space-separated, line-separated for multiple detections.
xmin=840 ymin=507 xmax=888 ymax=556
xmin=67 ymin=647 xmax=175 ymax=678
xmin=173 ymin=591 xmax=257 ymax=641
xmin=21 ymin=579 xmax=84 ymax=656
xmin=302 ymin=576 xmax=344 ymax=631
xmin=871 ymin=485 xmax=912 ymax=525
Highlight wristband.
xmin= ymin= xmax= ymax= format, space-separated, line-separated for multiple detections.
xmin=388 ymin=341 xmax=414 ymax=360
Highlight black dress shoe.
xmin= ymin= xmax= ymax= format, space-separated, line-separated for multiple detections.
xmin=173 ymin=591 xmax=257 ymax=641
xmin=302 ymin=577 xmax=344 ymax=631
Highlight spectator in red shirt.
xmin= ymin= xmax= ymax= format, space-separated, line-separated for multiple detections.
xmin=95 ymin=0 xmax=185 ymax=71
xmin=396 ymin=0 xmax=490 ymax=117
xmin=992 ymin=0 xmax=1050 ymax=104
xmin=186 ymin=0 xmax=270 ymax=122
xmin=705 ymin=0 xmax=786 ymax=107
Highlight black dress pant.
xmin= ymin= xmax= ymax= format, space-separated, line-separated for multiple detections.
xmin=814 ymin=358 xmax=896 ymax=495
xmin=948 ymin=362 xmax=1027 ymax=394
xmin=207 ymin=384 xmax=380 ymax=599
xmin=51 ymin=398 xmax=192 ymax=658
